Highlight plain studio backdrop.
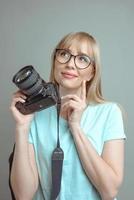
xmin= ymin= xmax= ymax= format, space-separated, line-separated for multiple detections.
xmin=0 ymin=0 xmax=133 ymax=199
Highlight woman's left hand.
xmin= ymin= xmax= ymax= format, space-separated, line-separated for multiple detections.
xmin=61 ymin=81 xmax=87 ymax=129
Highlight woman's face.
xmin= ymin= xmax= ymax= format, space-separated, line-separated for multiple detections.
xmin=54 ymin=39 xmax=94 ymax=90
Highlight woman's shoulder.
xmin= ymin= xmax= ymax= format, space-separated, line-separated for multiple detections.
xmin=87 ymin=101 xmax=124 ymax=116
xmin=88 ymin=101 xmax=119 ymax=109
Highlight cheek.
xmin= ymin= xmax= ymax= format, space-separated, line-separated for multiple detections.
xmin=80 ymin=68 xmax=93 ymax=81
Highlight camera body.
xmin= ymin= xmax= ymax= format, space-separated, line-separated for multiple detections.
xmin=12 ymin=65 xmax=60 ymax=115
xmin=15 ymin=82 xmax=59 ymax=114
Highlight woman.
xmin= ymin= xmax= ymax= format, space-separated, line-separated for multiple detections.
xmin=10 ymin=32 xmax=126 ymax=200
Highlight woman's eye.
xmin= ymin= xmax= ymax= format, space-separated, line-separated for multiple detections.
xmin=60 ymin=51 xmax=69 ymax=57
xmin=78 ymin=56 xmax=89 ymax=63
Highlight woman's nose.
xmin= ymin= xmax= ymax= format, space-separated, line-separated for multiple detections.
xmin=66 ymin=56 xmax=76 ymax=69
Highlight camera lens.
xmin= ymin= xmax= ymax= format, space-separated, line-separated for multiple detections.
xmin=12 ymin=65 xmax=44 ymax=96
xmin=16 ymin=69 xmax=32 ymax=83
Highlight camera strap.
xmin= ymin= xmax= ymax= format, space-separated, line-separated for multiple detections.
xmin=51 ymin=100 xmax=64 ymax=200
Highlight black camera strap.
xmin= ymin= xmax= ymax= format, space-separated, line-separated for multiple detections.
xmin=51 ymin=100 xmax=64 ymax=200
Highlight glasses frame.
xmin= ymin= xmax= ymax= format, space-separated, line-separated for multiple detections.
xmin=55 ymin=49 xmax=94 ymax=70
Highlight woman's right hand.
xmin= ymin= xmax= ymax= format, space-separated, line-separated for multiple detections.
xmin=10 ymin=91 xmax=34 ymax=127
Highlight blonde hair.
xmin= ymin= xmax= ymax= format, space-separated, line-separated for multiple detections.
xmin=49 ymin=32 xmax=106 ymax=104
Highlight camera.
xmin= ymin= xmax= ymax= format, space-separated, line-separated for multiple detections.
xmin=12 ymin=65 xmax=60 ymax=114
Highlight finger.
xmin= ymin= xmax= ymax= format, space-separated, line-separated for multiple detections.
xmin=13 ymin=91 xmax=27 ymax=99
xmin=80 ymin=80 xmax=86 ymax=100
xmin=61 ymin=100 xmax=79 ymax=110
xmin=61 ymin=94 xmax=80 ymax=102
xmin=14 ymin=95 xmax=27 ymax=100
xmin=11 ymin=97 xmax=25 ymax=107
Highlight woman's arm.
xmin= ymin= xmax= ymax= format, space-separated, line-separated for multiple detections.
xmin=10 ymin=91 xmax=39 ymax=200
xmin=10 ymin=125 xmax=39 ymax=200
xmin=70 ymin=125 xmax=125 ymax=200
xmin=61 ymin=81 xmax=125 ymax=200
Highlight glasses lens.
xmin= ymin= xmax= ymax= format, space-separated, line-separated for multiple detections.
xmin=75 ymin=55 xmax=91 ymax=69
xmin=56 ymin=49 xmax=70 ymax=64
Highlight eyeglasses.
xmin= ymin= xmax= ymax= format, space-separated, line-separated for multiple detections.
xmin=55 ymin=49 xmax=94 ymax=69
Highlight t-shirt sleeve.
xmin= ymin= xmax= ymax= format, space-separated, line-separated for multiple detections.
xmin=103 ymin=103 xmax=126 ymax=142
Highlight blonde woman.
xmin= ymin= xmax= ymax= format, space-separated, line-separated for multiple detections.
xmin=10 ymin=32 xmax=126 ymax=200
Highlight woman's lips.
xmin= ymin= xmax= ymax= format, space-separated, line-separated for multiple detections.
xmin=61 ymin=72 xmax=78 ymax=79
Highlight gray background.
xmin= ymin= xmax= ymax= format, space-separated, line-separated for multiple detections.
xmin=0 ymin=0 xmax=133 ymax=199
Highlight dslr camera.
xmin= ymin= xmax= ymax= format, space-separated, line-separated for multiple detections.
xmin=12 ymin=65 xmax=60 ymax=114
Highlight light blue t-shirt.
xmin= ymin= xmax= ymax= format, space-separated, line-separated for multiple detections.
xmin=29 ymin=102 xmax=126 ymax=200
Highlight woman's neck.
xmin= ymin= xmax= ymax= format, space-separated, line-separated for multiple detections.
xmin=59 ymin=86 xmax=81 ymax=97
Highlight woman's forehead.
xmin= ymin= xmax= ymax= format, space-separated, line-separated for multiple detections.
xmin=59 ymin=38 xmax=93 ymax=56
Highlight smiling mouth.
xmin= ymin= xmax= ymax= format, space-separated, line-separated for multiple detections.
xmin=61 ymin=72 xmax=78 ymax=79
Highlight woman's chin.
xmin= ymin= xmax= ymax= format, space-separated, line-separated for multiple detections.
xmin=59 ymin=80 xmax=82 ymax=90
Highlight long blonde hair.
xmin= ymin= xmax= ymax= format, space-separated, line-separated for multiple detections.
xmin=49 ymin=32 xmax=106 ymax=104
